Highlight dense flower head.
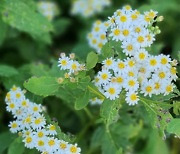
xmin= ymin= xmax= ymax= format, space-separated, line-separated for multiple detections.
xmin=5 ymin=86 xmax=81 ymax=154
xmin=94 ymin=54 xmax=177 ymax=105
xmin=37 ymin=1 xmax=59 ymax=21
xmin=71 ymin=0 xmax=111 ymax=17
xmin=88 ymin=5 xmax=162 ymax=54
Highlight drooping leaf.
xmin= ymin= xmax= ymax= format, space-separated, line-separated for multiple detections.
xmin=0 ymin=64 xmax=18 ymax=77
xmin=24 ymin=76 xmax=59 ymax=97
xmin=0 ymin=132 xmax=17 ymax=153
xmin=166 ymin=119 xmax=180 ymax=137
xmin=86 ymin=52 xmax=98 ymax=70
xmin=0 ymin=0 xmax=53 ymax=44
xmin=8 ymin=137 xmax=25 ymax=154
xmin=75 ymin=89 xmax=90 ymax=110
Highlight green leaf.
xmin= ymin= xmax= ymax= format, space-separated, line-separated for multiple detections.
xmin=166 ymin=119 xmax=180 ymax=137
xmin=0 ymin=132 xmax=17 ymax=153
xmin=24 ymin=76 xmax=59 ymax=97
xmin=142 ymin=130 xmax=169 ymax=154
xmin=0 ymin=64 xmax=18 ymax=77
xmin=75 ymin=89 xmax=90 ymax=110
xmin=8 ymin=137 xmax=25 ymax=154
xmin=100 ymin=99 xmax=121 ymax=126
xmin=140 ymin=97 xmax=172 ymax=137
xmin=99 ymin=42 xmax=114 ymax=61
xmin=86 ymin=52 xmax=98 ymax=70
xmin=173 ymin=101 xmax=180 ymax=115
xmin=0 ymin=18 xmax=7 ymax=45
xmin=0 ymin=0 xmax=53 ymax=44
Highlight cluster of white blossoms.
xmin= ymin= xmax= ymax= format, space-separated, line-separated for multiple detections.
xmin=58 ymin=53 xmax=86 ymax=78
xmin=87 ymin=20 xmax=109 ymax=53
xmin=5 ymin=86 xmax=81 ymax=154
xmin=94 ymin=55 xmax=178 ymax=105
xmin=92 ymin=6 xmax=178 ymax=105
xmin=87 ymin=5 xmax=162 ymax=54
xmin=71 ymin=0 xmax=111 ymax=18
xmin=37 ymin=1 xmax=59 ymax=21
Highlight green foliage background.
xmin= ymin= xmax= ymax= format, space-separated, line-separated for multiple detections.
xmin=0 ymin=0 xmax=180 ymax=154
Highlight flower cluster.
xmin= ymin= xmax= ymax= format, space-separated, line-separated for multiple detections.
xmin=94 ymin=55 xmax=177 ymax=105
xmin=92 ymin=6 xmax=178 ymax=105
xmin=87 ymin=5 xmax=162 ymax=54
xmin=37 ymin=1 xmax=59 ymax=21
xmin=58 ymin=53 xmax=86 ymax=78
xmin=5 ymin=86 xmax=81 ymax=154
xmin=87 ymin=20 xmax=109 ymax=53
xmin=71 ymin=0 xmax=111 ymax=18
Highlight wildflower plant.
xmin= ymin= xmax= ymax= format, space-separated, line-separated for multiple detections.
xmin=0 ymin=1 xmax=180 ymax=154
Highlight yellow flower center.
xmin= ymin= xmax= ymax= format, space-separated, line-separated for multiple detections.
xmin=170 ymin=67 xmax=176 ymax=75
xmin=61 ymin=60 xmax=67 ymax=66
xmin=100 ymin=34 xmax=106 ymax=40
xmin=118 ymin=62 xmax=125 ymax=69
xmin=101 ymin=74 xmax=108 ymax=80
xmin=150 ymin=59 xmax=157 ymax=66
xmin=105 ymin=59 xmax=112 ymax=66
xmin=120 ymin=15 xmax=127 ymax=22
xmin=128 ymin=80 xmax=135 ymax=87
xmin=94 ymin=27 xmax=100 ymax=32
xmin=12 ymin=123 xmax=17 ymax=128
xmin=38 ymin=140 xmax=45 ymax=146
xmin=166 ymin=85 xmax=173 ymax=92
xmin=60 ymin=143 xmax=67 ymax=149
xmin=71 ymin=63 xmax=77 ymax=70
xmin=38 ymin=132 xmax=44 ymax=138
xmin=49 ymin=125 xmax=56 ymax=131
xmin=48 ymin=140 xmax=55 ymax=146
xmin=137 ymin=36 xmax=144 ymax=43
xmin=92 ymin=39 xmax=97 ymax=44
xmin=35 ymin=118 xmax=41 ymax=125
xmin=130 ymin=94 xmax=137 ymax=101
xmin=26 ymin=137 xmax=32 ymax=143
xmin=113 ymin=29 xmax=120 ymax=36
xmin=122 ymin=29 xmax=129 ymax=36
xmin=10 ymin=103 xmax=15 ymax=109
xmin=98 ymin=43 xmax=103 ymax=48
xmin=126 ymin=44 xmax=133 ymax=51
xmin=139 ymin=53 xmax=145 ymax=59
xmin=108 ymin=88 xmax=116 ymax=95
xmin=131 ymin=14 xmax=138 ymax=20
xmin=22 ymin=100 xmax=27 ymax=106
xmin=158 ymin=72 xmax=166 ymax=79
xmin=146 ymin=86 xmax=152 ymax=93
xmin=116 ymin=77 xmax=123 ymax=83
xmin=70 ymin=146 xmax=78 ymax=153
xmin=135 ymin=27 xmax=141 ymax=33
xmin=161 ymin=58 xmax=168 ymax=65
xmin=139 ymin=67 xmax=146 ymax=73
xmin=33 ymin=106 xmax=38 ymax=112
xmin=128 ymin=60 xmax=135 ymax=67
xmin=128 ymin=71 xmax=134 ymax=77
xmin=16 ymin=93 xmax=21 ymax=99
xmin=155 ymin=83 xmax=160 ymax=89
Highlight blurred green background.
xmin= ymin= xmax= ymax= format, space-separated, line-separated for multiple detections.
xmin=0 ymin=0 xmax=180 ymax=153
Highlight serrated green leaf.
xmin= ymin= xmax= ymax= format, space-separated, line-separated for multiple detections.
xmin=8 ymin=137 xmax=24 ymax=154
xmin=75 ymin=89 xmax=90 ymax=110
xmin=24 ymin=76 xmax=59 ymax=97
xmin=0 ymin=0 xmax=53 ymax=44
xmin=100 ymin=99 xmax=121 ymax=126
xmin=166 ymin=119 xmax=180 ymax=136
xmin=140 ymin=97 xmax=173 ymax=137
xmin=86 ymin=52 xmax=98 ymax=70
xmin=0 ymin=64 xmax=18 ymax=77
